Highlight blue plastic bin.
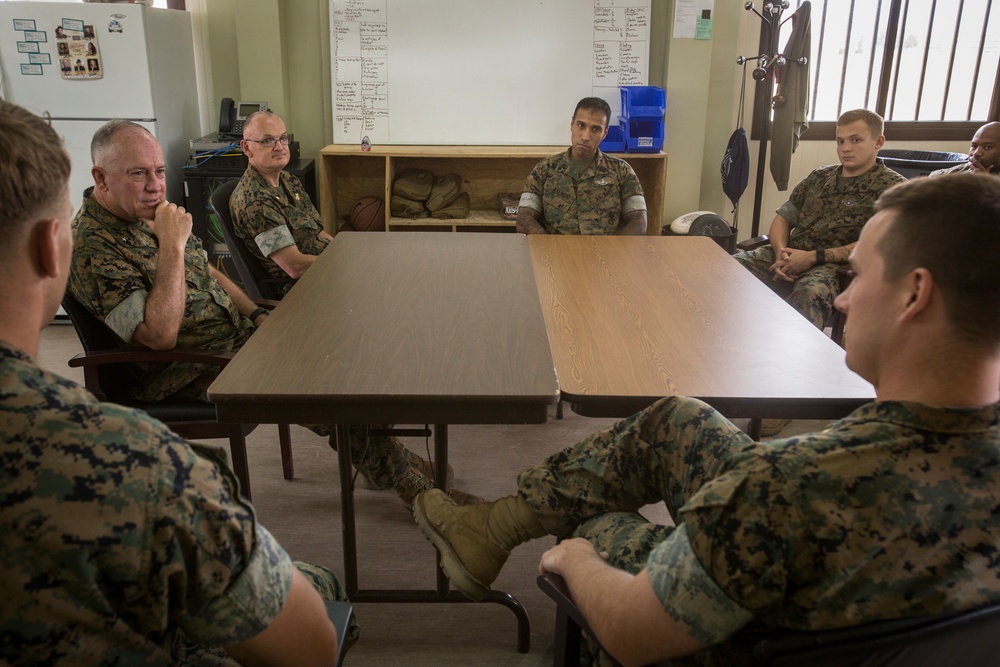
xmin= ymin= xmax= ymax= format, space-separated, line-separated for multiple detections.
xmin=620 ymin=86 xmax=666 ymax=120
xmin=623 ymin=117 xmax=664 ymax=153
xmin=599 ymin=120 xmax=627 ymax=153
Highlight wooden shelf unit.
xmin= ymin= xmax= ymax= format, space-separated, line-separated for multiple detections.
xmin=317 ymin=144 xmax=668 ymax=234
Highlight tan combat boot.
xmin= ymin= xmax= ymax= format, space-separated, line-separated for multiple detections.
xmin=413 ymin=490 xmax=546 ymax=601
xmin=395 ymin=468 xmax=482 ymax=510
xmin=360 ymin=448 xmax=455 ymax=489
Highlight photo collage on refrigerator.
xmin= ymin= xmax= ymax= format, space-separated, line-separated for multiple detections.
xmin=55 ymin=17 xmax=103 ymax=80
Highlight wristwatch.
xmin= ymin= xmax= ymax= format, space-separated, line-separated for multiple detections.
xmin=815 ymin=248 xmax=827 ymax=264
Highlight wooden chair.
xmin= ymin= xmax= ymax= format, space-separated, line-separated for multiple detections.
xmin=209 ymin=179 xmax=294 ymax=301
xmin=61 ymin=293 xmax=293 ymax=500
xmin=538 ymin=572 xmax=1000 ymax=667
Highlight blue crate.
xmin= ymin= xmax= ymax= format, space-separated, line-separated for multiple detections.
xmin=623 ymin=117 xmax=664 ymax=153
xmin=599 ymin=120 xmax=627 ymax=153
xmin=620 ymin=86 xmax=666 ymax=120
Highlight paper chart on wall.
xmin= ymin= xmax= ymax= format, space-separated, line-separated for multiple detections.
xmin=330 ymin=0 xmax=650 ymax=146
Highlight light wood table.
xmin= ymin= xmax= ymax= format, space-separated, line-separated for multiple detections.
xmin=529 ymin=235 xmax=875 ymax=419
xmin=208 ymin=232 xmax=559 ymax=652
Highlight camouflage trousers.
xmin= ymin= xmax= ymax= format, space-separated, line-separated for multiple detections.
xmin=517 ymin=397 xmax=756 ymax=667
xmin=305 ymin=423 xmax=411 ymax=490
xmin=733 ymin=246 xmax=842 ymax=330
xmin=185 ymin=383 xmax=410 ymax=490
xmin=175 ymin=562 xmax=359 ymax=665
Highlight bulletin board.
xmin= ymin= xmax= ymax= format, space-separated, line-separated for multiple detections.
xmin=330 ymin=0 xmax=652 ymax=146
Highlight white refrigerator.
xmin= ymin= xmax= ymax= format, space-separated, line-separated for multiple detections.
xmin=0 ymin=2 xmax=200 ymax=213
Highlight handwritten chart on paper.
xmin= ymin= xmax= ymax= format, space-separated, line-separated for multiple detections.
xmin=330 ymin=0 xmax=650 ymax=145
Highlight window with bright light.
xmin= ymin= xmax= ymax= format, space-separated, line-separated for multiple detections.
xmin=757 ymin=0 xmax=1000 ymax=141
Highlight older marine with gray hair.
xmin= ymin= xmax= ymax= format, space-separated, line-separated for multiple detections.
xmin=0 ymin=100 xmax=347 ymax=665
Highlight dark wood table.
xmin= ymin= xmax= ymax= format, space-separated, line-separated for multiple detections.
xmin=209 ymin=232 xmax=559 ymax=652
xmin=528 ymin=235 xmax=874 ymax=419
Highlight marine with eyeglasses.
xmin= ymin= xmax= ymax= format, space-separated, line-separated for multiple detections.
xmin=229 ymin=111 xmax=332 ymax=291
xmin=227 ymin=111 xmax=482 ymax=506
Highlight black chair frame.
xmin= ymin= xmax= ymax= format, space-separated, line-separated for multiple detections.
xmin=538 ymin=572 xmax=1000 ymax=667
xmin=209 ymin=179 xmax=294 ymax=301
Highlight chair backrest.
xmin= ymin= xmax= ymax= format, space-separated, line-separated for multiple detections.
xmin=61 ymin=292 xmax=137 ymax=402
xmin=879 ymin=149 xmax=968 ymax=179
xmin=209 ymin=179 xmax=289 ymax=301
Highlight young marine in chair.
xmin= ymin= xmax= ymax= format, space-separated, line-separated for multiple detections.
xmin=516 ymin=97 xmax=648 ymax=236
xmin=415 ymin=173 xmax=1000 ymax=667
xmin=67 ymin=119 xmax=477 ymax=509
xmin=733 ymin=109 xmax=904 ymax=331
xmin=0 ymin=99 xmax=351 ymax=665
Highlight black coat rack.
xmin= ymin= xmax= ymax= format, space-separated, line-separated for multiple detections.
xmin=739 ymin=1 xmax=808 ymax=238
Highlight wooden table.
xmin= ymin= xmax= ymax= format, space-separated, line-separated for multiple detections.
xmin=529 ymin=235 xmax=874 ymax=419
xmin=208 ymin=232 xmax=559 ymax=652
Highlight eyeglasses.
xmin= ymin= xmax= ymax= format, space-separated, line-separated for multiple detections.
xmin=245 ymin=134 xmax=290 ymax=148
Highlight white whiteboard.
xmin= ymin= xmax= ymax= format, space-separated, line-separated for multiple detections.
xmin=330 ymin=0 xmax=651 ymax=145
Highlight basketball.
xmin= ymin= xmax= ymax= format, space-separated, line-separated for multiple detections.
xmin=350 ymin=196 xmax=385 ymax=232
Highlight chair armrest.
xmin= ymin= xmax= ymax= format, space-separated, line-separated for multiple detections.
xmin=537 ymin=573 xmax=599 ymax=639
xmin=254 ymin=298 xmax=282 ymax=309
xmin=736 ymin=234 xmax=769 ymax=252
xmin=836 ymin=266 xmax=854 ymax=290
xmin=68 ymin=347 xmax=235 ymax=369
xmin=324 ymin=600 xmax=355 ymax=666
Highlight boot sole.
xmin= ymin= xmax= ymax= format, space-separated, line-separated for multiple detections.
xmin=413 ymin=493 xmax=490 ymax=602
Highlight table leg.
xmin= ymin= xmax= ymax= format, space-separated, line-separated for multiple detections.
xmin=433 ymin=423 xmax=450 ymax=596
xmin=335 ymin=424 xmax=359 ymax=597
xmin=335 ymin=422 xmax=531 ymax=653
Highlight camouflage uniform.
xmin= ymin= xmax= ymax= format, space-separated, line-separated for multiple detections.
xmin=229 ymin=166 xmax=328 ymax=292
xmin=0 ymin=340 xmax=355 ymax=665
xmin=226 ymin=168 xmax=410 ymax=489
xmin=519 ymin=148 xmax=646 ymax=235
xmin=69 ymin=187 xmax=255 ymax=403
xmin=518 ymin=395 xmax=1000 ymax=667
xmin=930 ymin=162 xmax=1000 ymax=176
xmin=68 ymin=188 xmax=409 ymax=490
xmin=733 ymin=159 xmax=904 ymax=328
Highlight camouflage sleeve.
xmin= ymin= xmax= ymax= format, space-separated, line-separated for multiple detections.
xmin=619 ymin=162 xmax=646 ymax=214
xmin=150 ymin=438 xmax=294 ymax=646
xmin=254 ymin=225 xmax=296 ymax=259
xmin=519 ymin=160 xmax=547 ymax=213
xmin=777 ymin=169 xmax=816 ymax=226
xmin=73 ymin=228 xmax=153 ymax=327
xmin=775 ymin=199 xmax=799 ymax=225
xmin=676 ymin=453 xmax=799 ymax=619
xmin=646 ymin=528 xmax=756 ymax=644
xmin=105 ymin=289 xmax=149 ymax=342
xmin=237 ymin=196 xmax=297 ymax=258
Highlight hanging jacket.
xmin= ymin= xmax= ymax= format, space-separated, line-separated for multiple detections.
xmin=770 ymin=1 xmax=811 ymax=191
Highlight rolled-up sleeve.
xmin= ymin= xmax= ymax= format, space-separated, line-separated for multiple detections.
xmin=105 ymin=289 xmax=148 ymax=342
xmin=151 ymin=438 xmax=296 ymax=646
xmin=646 ymin=528 xmax=755 ymax=644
